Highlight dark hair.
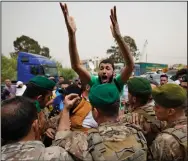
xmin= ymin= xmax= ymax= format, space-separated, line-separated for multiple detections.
xmin=65 ymin=84 xmax=82 ymax=96
xmin=136 ymin=94 xmax=151 ymax=106
xmin=99 ymin=58 xmax=115 ymax=70
xmin=23 ymin=82 xmax=49 ymax=99
xmin=160 ymin=74 xmax=168 ymax=79
xmin=59 ymin=80 xmax=71 ymax=86
xmin=182 ymin=74 xmax=188 ymax=82
xmin=176 ymin=68 xmax=188 ymax=78
xmin=59 ymin=76 xmax=64 ymax=78
xmin=95 ymin=100 xmax=120 ymax=117
xmin=1 ymin=96 xmax=37 ymax=142
xmin=130 ymin=92 xmax=151 ymax=106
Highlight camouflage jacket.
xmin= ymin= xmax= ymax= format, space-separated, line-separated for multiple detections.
xmin=149 ymin=116 xmax=187 ymax=161
xmin=1 ymin=131 xmax=75 ymax=161
xmin=121 ymin=101 xmax=167 ymax=146
xmin=52 ymin=121 xmax=148 ymax=161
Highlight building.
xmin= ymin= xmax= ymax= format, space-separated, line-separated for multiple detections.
xmin=80 ymin=56 xmax=104 ymax=71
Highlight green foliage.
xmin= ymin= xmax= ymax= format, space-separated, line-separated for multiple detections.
xmin=12 ymin=35 xmax=51 ymax=58
xmin=41 ymin=46 xmax=51 ymax=58
xmin=61 ymin=68 xmax=77 ymax=80
xmin=1 ymin=54 xmax=17 ymax=82
xmin=52 ymin=59 xmax=76 ymax=80
xmin=106 ymin=36 xmax=140 ymax=63
xmin=13 ymin=35 xmax=41 ymax=54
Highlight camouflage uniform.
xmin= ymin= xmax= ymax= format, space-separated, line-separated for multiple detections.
xmin=149 ymin=117 xmax=187 ymax=161
xmin=122 ymin=101 xmax=166 ymax=146
xmin=53 ymin=121 xmax=148 ymax=161
xmin=1 ymin=131 xmax=75 ymax=161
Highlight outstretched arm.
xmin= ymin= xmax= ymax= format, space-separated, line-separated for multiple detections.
xmin=110 ymin=6 xmax=134 ymax=83
xmin=60 ymin=3 xmax=91 ymax=84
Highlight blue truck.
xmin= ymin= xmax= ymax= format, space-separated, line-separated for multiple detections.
xmin=17 ymin=52 xmax=58 ymax=83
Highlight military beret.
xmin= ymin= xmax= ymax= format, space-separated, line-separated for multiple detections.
xmin=89 ymin=83 xmax=120 ymax=107
xmin=127 ymin=77 xmax=152 ymax=96
xmin=29 ymin=76 xmax=55 ymax=91
xmin=152 ymin=83 xmax=187 ymax=108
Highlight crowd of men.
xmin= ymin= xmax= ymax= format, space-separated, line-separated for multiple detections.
xmin=1 ymin=3 xmax=187 ymax=161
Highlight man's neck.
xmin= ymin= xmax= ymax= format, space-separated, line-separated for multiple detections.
xmin=98 ymin=116 xmax=119 ymax=125
xmin=167 ymin=112 xmax=186 ymax=124
xmin=19 ymin=132 xmax=36 ymax=142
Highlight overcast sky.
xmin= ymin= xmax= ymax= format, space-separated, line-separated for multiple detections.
xmin=2 ymin=2 xmax=187 ymax=67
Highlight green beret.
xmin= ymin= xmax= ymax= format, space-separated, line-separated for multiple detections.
xmin=29 ymin=76 xmax=55 ymax=91
xmin=127 ymin=77 xmax=152 ymax=96
xmin=89 ymin=83 xmax=120 ymax=107
xmin=152 ymin=83 xmax=187 ymax=108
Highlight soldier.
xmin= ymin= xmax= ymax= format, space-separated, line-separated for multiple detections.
xmin=149 ymin=83 xmax=187 ymax=161
xmin=1 ymin=96 xmax=79 ymax=160
xmin=123 ymin=77 xmax=166 ymax=146
xmin=53 ymin=83 xmax=148 ymax=161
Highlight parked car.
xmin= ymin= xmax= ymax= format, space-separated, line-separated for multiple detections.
xmin=166 ymin=69 xmax=178 ymax=81
xmin=140 ymin=71 xmax=157 ymax=78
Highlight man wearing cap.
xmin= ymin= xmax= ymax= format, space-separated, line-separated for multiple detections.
xmin=148 ymin=84 xmax=187 ymax=161
xmin=122 ymin=77 xmax=166 ymax=147
xmin=16 ymin=81 xmax=27 ymax=96
xmin=23 ymin=76 xmax=56 ymax=110
xmin=22 ymin=76 xmax=56 ymax=136
xmin=54 ymin=83 xmax=147 ymax=161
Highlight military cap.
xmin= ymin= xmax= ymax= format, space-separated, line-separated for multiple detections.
xmin=127 ymin=77 xmax=152 ymax=96
xmin=29 ymin=76 xmax=55 ymax=91
xmin=152 ymin=83 xmax=187 ymax=108
xmin=89 ymin=83 xmax=120 ymax=107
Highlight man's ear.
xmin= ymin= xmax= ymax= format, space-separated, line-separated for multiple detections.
xmin=36 ymin=95 xmax=43 ymax=102
xmin=32 ymin=119 xmax=42 ymax=140
xmin=132 ymin=96 xmax=136 ymax=104
xmin=168 ymin=108 xmax=176 ymax=116
xmin=92 ymin=108 xmax=99 ymax=120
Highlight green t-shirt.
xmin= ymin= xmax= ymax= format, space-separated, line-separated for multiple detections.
xmin=88 ymin=74 xmax=125 ymax=93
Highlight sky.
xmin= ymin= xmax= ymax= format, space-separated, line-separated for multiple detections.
xmin=2 ymin=2 xmax=187 ymax=67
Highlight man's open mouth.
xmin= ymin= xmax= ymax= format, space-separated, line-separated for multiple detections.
xmin=101 ymin=75 xmax=108 ymax=83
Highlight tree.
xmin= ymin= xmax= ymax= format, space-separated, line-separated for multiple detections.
xmin=52 ymin=59 xmax=76 ymax=80
xmin=1 ymin=54 xmax=17 ymax=82
xmin=40 ymin=46 xmax=51 ymax=58
xmin=12 ymin=35 xmax=51 ymax=58
xmin=106 ymin=36 xmax=140 ymax=63
xmin=13 ymin=35 xmax=41 ymax=54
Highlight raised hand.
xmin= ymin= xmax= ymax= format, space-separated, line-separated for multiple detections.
xmin=60 ymin=3 xmax=77 ymax=35
xmin=63 ymin=94 xmax=80 ymax=110
xmin=110 ymin=6 xmax=121 ymax=38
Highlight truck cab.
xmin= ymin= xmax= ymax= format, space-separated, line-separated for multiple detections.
xmin=17 ymin=52 xmax=58 ymax=83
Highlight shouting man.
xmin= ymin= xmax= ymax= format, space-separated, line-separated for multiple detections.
xmin=60 ymin=3 xmax=134 ymax=92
